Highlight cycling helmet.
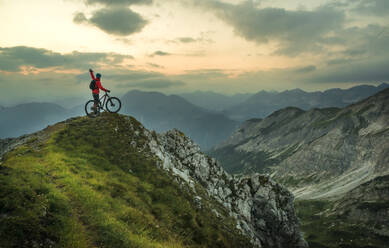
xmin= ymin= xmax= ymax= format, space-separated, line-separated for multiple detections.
xmin=96 ymin=73 xmax=101 ymax=78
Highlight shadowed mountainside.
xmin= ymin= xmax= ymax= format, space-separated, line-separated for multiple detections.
xmin=121 ymin=90 xmax=239 ymax=150
xmin=0 ymin=103 xmax=81 ymax=139
xmin=210 ymin=88 xmax=389 ymax=248
xmin=179 ymin=91 xmax=253 ymax=111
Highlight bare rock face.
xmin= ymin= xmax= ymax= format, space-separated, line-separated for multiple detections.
xmin=211 ymin=88 xmax=389 ymax=200
xmin=146 ymin=128 xmax=307 ymax=248
xmin=0 ymin=137 xmax=28 ymax=157
xmin=334 ymin=175 xmax=389 ymax=236
xmin=210 ymin=88 xmax=389 ymax=246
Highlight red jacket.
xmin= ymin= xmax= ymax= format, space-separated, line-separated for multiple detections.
xmin=90 ymin=71 xmax=108 ymax=94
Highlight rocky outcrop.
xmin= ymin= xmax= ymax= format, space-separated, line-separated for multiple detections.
xmin=210 ymin=88 xmax=389 ymax=247
xmin=211 ymin=88 xmax=389 ymax=201
xmin=0 ymin=137 xmax=27 ymax=157
xmin=334 ymin=175 xmax=389 ymax=236
xmin=145 ymin=128 xmax=307 ymax=248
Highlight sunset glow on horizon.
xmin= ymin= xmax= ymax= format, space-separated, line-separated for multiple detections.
xmin=1 ymin=0 xmax=388 ymax=104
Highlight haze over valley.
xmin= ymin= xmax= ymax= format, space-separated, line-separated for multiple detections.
xmin=2 ymin=83 xmax=388 ymax=151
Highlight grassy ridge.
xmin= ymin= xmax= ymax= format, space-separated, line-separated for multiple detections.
xmin=295 ymin=200 xmax=389 ymax=248
xmin=0 ymin=114 xmax=251 ymax=248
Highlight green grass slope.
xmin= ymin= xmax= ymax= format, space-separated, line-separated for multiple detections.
xmin=0 ymin=113 xmax=251 ymax=248
xmin=295 ymin=199 xmax=389 ymax=248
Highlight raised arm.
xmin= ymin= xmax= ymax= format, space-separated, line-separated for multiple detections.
xmin=89 ymin=69 xmax=95 ymax=80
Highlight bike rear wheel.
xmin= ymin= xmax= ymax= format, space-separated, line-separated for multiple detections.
xmin=106 ymin=97 xmax=121 ymax=113
xmin=85 ymin=100 xmax=100 ymax=117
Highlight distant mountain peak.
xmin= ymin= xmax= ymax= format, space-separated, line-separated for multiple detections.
xmin=225 ymin=83 xmax=389 ymax=121
xmin=120 ymin=90 xmax=239 ymax=150
xmin=269 ymin=106 xmax=305 ymax=117
xmin=378 ymin=82 xmax=389 ymax=88
xmin=246 ymin=118 xmax=262 ymax=123
xmin=288 ymin=88 xmax=306 ymax=93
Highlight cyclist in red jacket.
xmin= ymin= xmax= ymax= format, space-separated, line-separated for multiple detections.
xmin=89 ymin=68 xmax=110 ymax=112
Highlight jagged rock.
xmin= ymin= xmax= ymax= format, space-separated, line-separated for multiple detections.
xmin=193 ymin=196 xmax=202 ymax=209
xmin=0 ymin=137 xmax=28 ymax=158
xmin=334 ymin=175 xmax=389 ymax=235
xmin=210 ymin=88 xmax=389 ymax=247
xmin=145 ymin=128 xmax=307 ymax=248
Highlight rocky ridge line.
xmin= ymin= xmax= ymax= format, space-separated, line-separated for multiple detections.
xmin=145 ymin=128 xmax=307 ymax=248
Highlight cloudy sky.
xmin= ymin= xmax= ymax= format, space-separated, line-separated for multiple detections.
xmin=1 ymin=0 xmax=388 ymax=104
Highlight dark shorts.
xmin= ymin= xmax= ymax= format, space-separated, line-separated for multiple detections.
xmin=93 ymin=93 xmax=99 ymax=104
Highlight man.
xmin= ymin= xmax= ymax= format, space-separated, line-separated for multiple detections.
xmin=89 ymin=68 xmax=110 ymax=113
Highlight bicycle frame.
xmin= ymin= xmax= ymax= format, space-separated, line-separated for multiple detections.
xmin=97 ymin=92 xmax=110 ymax=110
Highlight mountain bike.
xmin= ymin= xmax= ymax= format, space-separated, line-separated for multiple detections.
xmin=85 ymin=91 xmax=121 ymax=117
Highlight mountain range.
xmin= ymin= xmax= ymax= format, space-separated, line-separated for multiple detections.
xmin=223 ymin=83 xmax=389 ymax=121
xmin=2 ymin=84 xmax=388 ymax=151
xmin=120 ymin=90 xmax=239 ymax=150
xmin=179 ymin=91 xmax=253 ymax=111
xmin=0 ymin=113 xmax=306 ymax=248
xmin=0 ymin=102 xmax=88 ymax=139
xmin=0 ymin=103 xmax=80 ymax=139
xmin=210 ymin=88 xmax=389 ymax=247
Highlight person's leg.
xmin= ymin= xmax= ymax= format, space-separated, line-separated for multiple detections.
xmin=93 ymin=93 xmax=99 ymax=113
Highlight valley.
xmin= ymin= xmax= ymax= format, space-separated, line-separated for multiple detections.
xmin=210 ymin=88 xmax=389 ymax=248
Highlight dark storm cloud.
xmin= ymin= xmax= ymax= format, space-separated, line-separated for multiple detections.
xmin=195 ymin=0 xmax=345 ymax=56
xmin=118 ymin=79 xmax=185 ymax=89
xmin=167 ymin=34 xmax=214 ymax=45
xmin=187 ymin=0 xmax=389 ymax=84
xmin=73 ymin=12 xmax=88 ymax=24
xmin=351 ymin=0 xmax=389 ymax=16
xmin=0 ymin=46 xmax=67 ymax=71
xmin=150 ymin=51 xmax=171 ymax=57
xmin=327 ymin=24 xmax=389 ymax=59
xmin=244 ymin=55 xmax=389 ymax=84
xmin=75 ymin=0 xmax=150 ymax=36
xmin=293 ymin=65 xmax=316 ymax=73
xmin=0 ymin=46 xmax=133 ymax=72
xmin=172 ymin=58 xmax=389 ymax=89
xmin=147 ymin=63 xmax=164 ymax=68
xmin=85 ymin=0 xmax=152 ymax=6
xmin=87 ymin=8 xmax=148 ymax=36
xmin=310 ymin=57 xmax=389 ymax=83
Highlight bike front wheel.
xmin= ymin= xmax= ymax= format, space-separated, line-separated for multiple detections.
xmin=106 ymin=97 xmax=121 ymax=113
xmin=85 ymin=100 xmax=100 ymax=117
